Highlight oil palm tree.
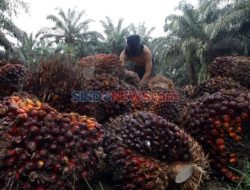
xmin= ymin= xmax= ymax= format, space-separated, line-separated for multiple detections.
xmin=100 ymin=16 xmax=131 ymax=55
xmin=151 ymin=0 xmax=249 ymax=86
xmin=38 ymin=7 xmax=103 ymax=52
xmin=129 ymin=22 xmax=155 ymax=46
xmin=152 ymin=2 xmax=211 ymax=85
xmin=0 ymin=0 xmax=28 ymax=61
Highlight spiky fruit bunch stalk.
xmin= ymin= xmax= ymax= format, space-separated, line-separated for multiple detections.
xmin=182 ymin=89 xmax=250 ymax=181
xmin=179 ymin=85 xmax=195 ymax=99
xmin=0 ymin=63 xmax=26 ymax=98
xmin=78 ymin=54 xmax=125 ymax=79
xmin=209 ymin=56 xmax=250 ymax=89
xmin=123 ymin=70 xmax=140 ymax=89
xmin=105 ymin=111 xmax=209 ymax=190
xmin=141 ymin=76 xmax=175 ymax=91
xmin=0 ymin=94 xmax=105 ymax=190
xmin=192 ymin=77 xmax=248 ymax=98
xmin=79 ymin=74 xmax=132 ymax=123
xmin=24 ymin=55 xmax=86 ymax=112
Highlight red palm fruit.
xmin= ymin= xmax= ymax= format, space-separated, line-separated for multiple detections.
xmin=234 ymin=136 xmax=242 ymax=142
xmin=223 ymin=115 xmax=230 ymax=122
xmin=17 ymin=113 xmax=28 ymax=121
xmin=211 ymin=129 xmax=219 ymax=136
xmin=223 ymin=122 xmax=230 ymax=128
xmin=226 ymin=171 xmax=234 ymax=179
xmin=229 ymin=158 xmax=237 ymax=164
xmin=213 ymin=120 xmax=222 ymax=128
xmin=216 ymin=138 xmax=224 ymax=146
xmin=241 ymin=112 xmax=249 ymax=120
xmin=218 ymin=145 xmax=226 ymax=151
xmin=236 ymin=116 xmax=242 ymax=123
xmin=229 ymin=132 xmax=237 ymax=138
xmin=230 ymin=153 xmax=237 ymax=158
xmin=37 ymin=160 xmax=45 ymax=169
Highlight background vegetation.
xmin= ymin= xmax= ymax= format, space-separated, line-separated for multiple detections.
xmin=1 ymin=0 xmax=250 ymax=86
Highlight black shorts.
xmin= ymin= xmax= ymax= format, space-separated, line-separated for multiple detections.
xmin=125 ymin=60 xmax=156 ymax=79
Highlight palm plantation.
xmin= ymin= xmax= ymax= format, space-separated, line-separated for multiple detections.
xmin=0 ymin=0 xmax=250 ymax=83
xmin=1 ymin=1 xmax=250 ymax=190
xmin=150 ymin=0 xmax=250 ymax=86
xmin=100 ymin=16 xmax=131 ymax=55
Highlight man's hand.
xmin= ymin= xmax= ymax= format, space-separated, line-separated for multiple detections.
xmin=139 ymin=79 xmax=147 ymax=88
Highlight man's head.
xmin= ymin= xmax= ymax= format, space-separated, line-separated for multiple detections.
xmin=125 ymin=35 xmax=142 ymax=57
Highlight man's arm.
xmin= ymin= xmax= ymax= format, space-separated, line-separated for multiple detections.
xmin=140 ymin=47 xmax=153 ymax=85
xmin=119 ymin=50 xmax=126 ymax=65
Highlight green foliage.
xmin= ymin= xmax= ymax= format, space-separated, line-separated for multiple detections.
xmin=38 ymin=7 xmax=104 ymax=59
xmin=100 ymin=17 xmax=130 ymax=55
xmin=0 ymin=0 xmax=28 ymax=62
xmin=151 ymin=0 xmax=250 ymax=86
xmin=0 ymin=0 xmax=28 ymax=17
xmin=223 ymin=162 xmax=250 ymax=190
xmin=129 ymin=22 xmax=155 ymax=46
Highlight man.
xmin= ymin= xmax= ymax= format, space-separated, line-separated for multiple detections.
xmin=120 ymin=35 xmax=154 ymax=86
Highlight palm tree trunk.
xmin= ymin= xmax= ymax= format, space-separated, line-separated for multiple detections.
xmin=189 ymin=61 xmax=197 ymax=85
xmin=243 ymin=36 xmax=248 ymax=55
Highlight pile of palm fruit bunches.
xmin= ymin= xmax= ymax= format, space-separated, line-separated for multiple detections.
xmin=0 ymin=59 xmax=26 ymax=99
xmin=0 ymin=54 xmax=250 ymax=189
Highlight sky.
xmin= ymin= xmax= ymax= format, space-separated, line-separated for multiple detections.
xmin=14 ymin=0 xmax=198 ymax=38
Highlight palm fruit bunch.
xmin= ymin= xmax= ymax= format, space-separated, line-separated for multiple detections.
xmin=136 ymin=76 xmax=182 ymax=124
xmin=140 ymin=76 xmax=175 ymax=91
xmin=104 ymin=144 xmax=169 ymax=190
xmin=0 ymin=94 xmax=105 ymax=190
xmin=147 ymin=89 xmax=184 ymax=124
xmin=133 ymin=76 xmax=179 ymax=115
xmin=24 ymin=56 xmax=86 ymax=112
xmin=148 ymin=76 xmax=175 ymax=90
xmin=181 ymin=89 xmax=250 ymax=181
xmin=209 ymin=56 xmax=250 ymax=89
xmin=104 ymin=111 xmax=209 ymax=190
xmin=192 ymin=77 xmax=248 ymax=99
xmin=79 ymin=54 xmax=125 ymax=80
xmin=179 ymin=85 xmax=195 ymax=99
xmin=132 ymin=88 xmax=184 ymax=124
xmin=0 ymin=63 xmax=26 ymax=98
xmin=123 ymin=70 xmax=140 ymax=89
xmin=77 ymin=74 xmax=132 ymax=123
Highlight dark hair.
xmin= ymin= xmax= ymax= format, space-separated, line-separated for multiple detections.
xmin=125 ymin=35 xmax=143 ymax=57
